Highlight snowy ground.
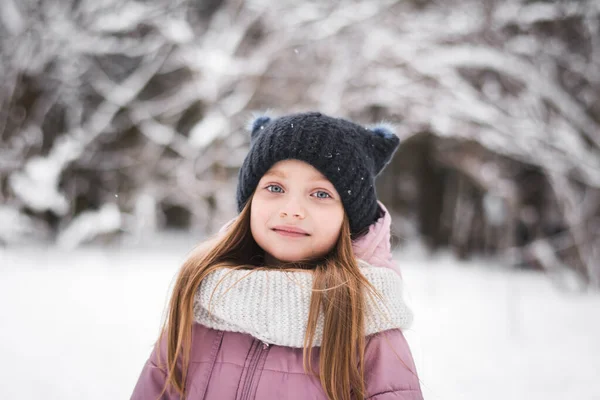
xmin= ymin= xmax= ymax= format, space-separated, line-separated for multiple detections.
xmin=1 ymin=236 xmax=599 ymax=400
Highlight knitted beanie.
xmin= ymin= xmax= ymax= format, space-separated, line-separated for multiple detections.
xmin=236 ymin=111 xmax=400 ymax=236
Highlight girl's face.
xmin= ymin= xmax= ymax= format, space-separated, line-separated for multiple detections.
xmin=250 ymin=159 xmax=345 ymax=264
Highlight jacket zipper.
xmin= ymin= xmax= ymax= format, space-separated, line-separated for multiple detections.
xmin=240 ymin=340 xmax=270 ymax=400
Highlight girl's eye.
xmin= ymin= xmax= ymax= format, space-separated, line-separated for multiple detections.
xmin=266 ymin=184 xmax=284 ymax=193
xmin=313 ymin=191 xmax=331 ymax=199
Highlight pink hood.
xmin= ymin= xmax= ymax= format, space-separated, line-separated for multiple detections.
xmin=352 ymin=201 xmax=401 ymax=276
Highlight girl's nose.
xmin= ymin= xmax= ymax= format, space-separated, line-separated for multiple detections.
xmin=279 ymin=211 xmax=305 ymax=219
xmin=279 ymin=198 xmax=306 ymax=219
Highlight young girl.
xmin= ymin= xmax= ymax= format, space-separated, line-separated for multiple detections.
xmin=131 ymin=112 xmax=423 ymax=400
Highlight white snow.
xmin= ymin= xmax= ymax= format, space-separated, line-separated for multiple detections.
xmin=89 ymin=2 xmax=150 ymax=33
xmin=398 ymin=248 xmax=600 ymax=400
xmin=8 ymin=130 xmax=87 ymax=216
xmin=0 ymin=206 xmax=38 ymax=244
xmin=157 ymin=19 xmax=194 ymax=44
xmin=56 ymin=203 xmax=122 ymax=249
xmin=8 ymin=156 xmax=70 ymax=216
xmin=138 ymin=119 xmax=176 ymax=146
xmin=189 ymin=111 xmax=227 ymax=149
xmin=0 ymin=239 xmax=599 ymax=400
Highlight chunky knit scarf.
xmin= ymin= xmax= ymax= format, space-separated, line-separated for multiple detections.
xmin=193 ymin=260 xmax=413 ymax=347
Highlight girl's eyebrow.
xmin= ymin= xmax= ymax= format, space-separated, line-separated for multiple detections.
xmin=263 ymin=170 xmax=286 ymax=179
xmin=309 ymin=173 xmax=331 ymax=184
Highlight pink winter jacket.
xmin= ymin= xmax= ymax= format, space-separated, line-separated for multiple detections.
xmin=131 ymin=203 xmax=423 ymax=399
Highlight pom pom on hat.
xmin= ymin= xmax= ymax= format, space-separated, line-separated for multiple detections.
xmin=247 ymin=114 xmax=272 ymax=140
xmin=367 ymin=123 xmax=401 ymax=174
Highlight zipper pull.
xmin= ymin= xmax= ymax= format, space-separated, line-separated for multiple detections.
xmin=262 ymin=341 xmax=270 ymax=349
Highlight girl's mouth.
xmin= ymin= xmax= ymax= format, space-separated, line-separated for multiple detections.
xmin=272 ymin=226 xmax=310 ymax=238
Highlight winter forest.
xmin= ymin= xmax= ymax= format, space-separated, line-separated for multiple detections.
xmin=1 ymin=0 xmax=600 ymax=399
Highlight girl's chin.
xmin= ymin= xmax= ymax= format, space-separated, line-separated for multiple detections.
xmin=265 ymin=251 xmax=317 ymax=265
xmin=271 ymin=255 xmax=307 ymax=264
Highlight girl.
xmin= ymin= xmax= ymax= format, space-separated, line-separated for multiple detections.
xmin=131 ymin=112 xmax=423 ymax=400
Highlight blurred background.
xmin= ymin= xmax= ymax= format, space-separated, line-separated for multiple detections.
xmin=1 ymin=0 xmax=599 ymax=399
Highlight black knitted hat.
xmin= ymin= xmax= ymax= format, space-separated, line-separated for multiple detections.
xmin=236 ymin=111 xmax=400 ymax=236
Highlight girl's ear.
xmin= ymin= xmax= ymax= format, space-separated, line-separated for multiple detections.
xmin=366 ymin=123 xmax=400 ymax=175
xmin=247 ymin=114 xmax=272 ymax=141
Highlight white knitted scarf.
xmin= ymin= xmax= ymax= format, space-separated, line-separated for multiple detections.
xmin=193 ymin=260 xmax=413 ymax=347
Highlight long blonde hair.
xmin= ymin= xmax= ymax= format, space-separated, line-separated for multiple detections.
xmin=156 ymin=193 xmax=380 ymax=400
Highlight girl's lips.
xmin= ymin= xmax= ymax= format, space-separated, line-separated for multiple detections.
xmin=272 ymin=226 xmax=310 ymax=238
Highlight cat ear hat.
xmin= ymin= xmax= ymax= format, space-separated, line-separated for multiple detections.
xmin=236 ymin=111 xmax=400 ymax=236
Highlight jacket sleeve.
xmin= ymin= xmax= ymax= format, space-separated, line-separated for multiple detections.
xmin=363 ymin=329 xmax=423 ymax=400
xmin=130 ymin=335 xmax=180 ymax=400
